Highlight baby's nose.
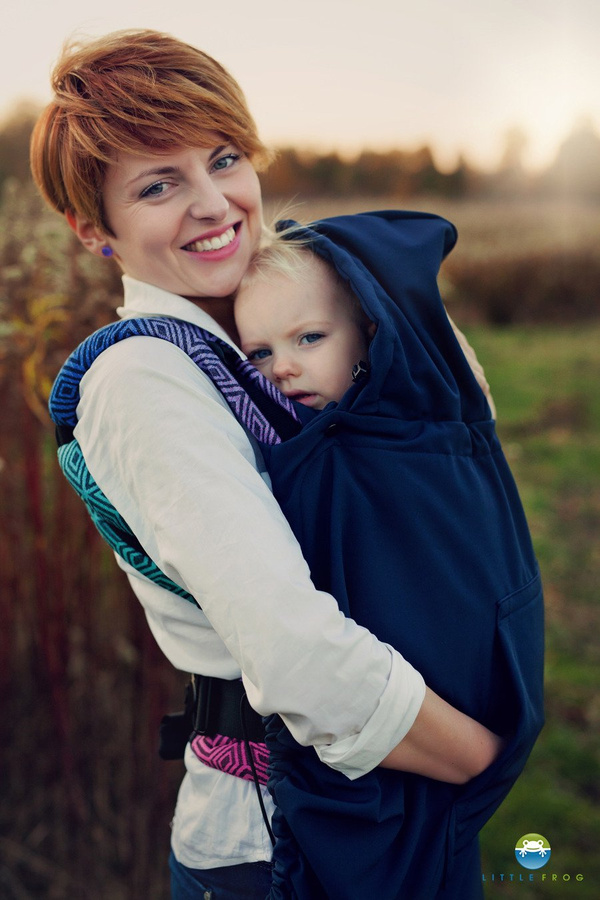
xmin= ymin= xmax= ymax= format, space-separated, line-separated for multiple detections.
xmin=272 ymin=354 xmax=300 ymax=379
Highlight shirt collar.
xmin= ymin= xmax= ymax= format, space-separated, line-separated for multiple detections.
xmin=119 ymin=275 xmax=240 ymax=351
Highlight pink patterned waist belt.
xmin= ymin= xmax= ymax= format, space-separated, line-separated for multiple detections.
xmin=191 ymin=733 xmax=269 ymax=785
xmin=188 ymin=675 xmax=269 ymax=785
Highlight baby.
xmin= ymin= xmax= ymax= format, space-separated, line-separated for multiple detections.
xmin=234 ymin=240 xmax=376 ymax=409
xmin=234 ymin=237 xmax=495 ymax=415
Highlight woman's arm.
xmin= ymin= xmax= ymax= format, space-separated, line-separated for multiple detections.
xmin=77 ymin=336 xmax=425 ymax=777
xmin=447 ymin=313 xmax=497 ymax=418
xmin=380 ymin=686 xmax=504 ymax=784
xmin=78 ymin=335 xmax=501 ymax=786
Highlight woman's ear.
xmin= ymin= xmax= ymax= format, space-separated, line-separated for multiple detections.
xmin=65 ymin=209 xmax=110 ymax=257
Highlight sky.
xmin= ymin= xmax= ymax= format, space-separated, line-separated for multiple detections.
xmin=5 ymin=0 xmax=600 ymax=172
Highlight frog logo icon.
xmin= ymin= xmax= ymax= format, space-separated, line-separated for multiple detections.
xmin=515 ymin=833 xmax=551 ymax=869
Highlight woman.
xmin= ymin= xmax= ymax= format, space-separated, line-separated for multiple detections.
xmin=32 ymin=29 xmax=519 ymax=899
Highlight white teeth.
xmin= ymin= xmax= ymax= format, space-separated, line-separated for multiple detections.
xmin=187 ymin=227 xmax=235 ymax=253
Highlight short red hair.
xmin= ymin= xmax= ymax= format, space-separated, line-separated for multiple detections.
xmin=30 ymin=29 xmax=273 ymax=229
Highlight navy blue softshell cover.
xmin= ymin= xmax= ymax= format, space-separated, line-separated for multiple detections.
xmin=261 ymin=212 xmax=545 ymax=899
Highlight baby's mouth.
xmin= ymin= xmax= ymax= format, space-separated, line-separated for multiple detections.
xmin=183 ymin=226 xmax=236 ymax=253
xmin=286 ymin=392 xmax=318 ymax=406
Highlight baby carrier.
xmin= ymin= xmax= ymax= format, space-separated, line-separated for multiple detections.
xmin=48 ymin=212 xmax=544 ymax=900
xmin=49 ymin=314 xmax=301 ymax=795
xmin=50 ymin=314 xmax=302 ymax=604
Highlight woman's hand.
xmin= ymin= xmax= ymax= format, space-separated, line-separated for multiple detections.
xmin=379 ymin=687 xmax=505 ymax=784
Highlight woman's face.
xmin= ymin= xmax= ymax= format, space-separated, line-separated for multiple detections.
xmin=101 ymin=142 xmax=264 ymax=301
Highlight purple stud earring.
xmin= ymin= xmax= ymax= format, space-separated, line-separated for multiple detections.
xmin=101 ymin=246 xmax=113 ymax=258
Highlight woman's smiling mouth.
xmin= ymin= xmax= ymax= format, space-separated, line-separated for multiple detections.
xmin=183 ymin=225 xmax=237 ymax=253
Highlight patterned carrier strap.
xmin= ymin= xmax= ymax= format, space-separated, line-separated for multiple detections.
xmin=49 ymin=315 xmax=301 ymax=605
xmin=49 ymin=315 xmax=301 ymax=788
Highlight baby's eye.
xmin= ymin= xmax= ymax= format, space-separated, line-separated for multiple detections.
xmin=299 ymin=333 xmax=324 ymax=345
xmin=140 ymin=180 xmax=169 ymax=198
xmin=246 ymin=347 xmax=272 ymax=362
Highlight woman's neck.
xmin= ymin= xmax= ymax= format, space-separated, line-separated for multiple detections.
xmin=186 ymin=295 xmax=240 ymax=345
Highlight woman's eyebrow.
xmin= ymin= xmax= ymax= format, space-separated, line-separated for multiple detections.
xmin=126 ymin=165 xmax=179 ymax=187
xmin=209 ymin=145 xmax=228 ymax=161
xmin=126 ymin=147 xmax=228 ymax=187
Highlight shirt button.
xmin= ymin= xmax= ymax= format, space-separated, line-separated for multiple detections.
xmin=325 ymin=423 xmax=338 ymax=436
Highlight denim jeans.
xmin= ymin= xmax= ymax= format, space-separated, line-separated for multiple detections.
xmin=169 ymin=850 xmax=272 ymax=900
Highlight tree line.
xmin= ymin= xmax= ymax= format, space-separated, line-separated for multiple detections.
xmin=260 ymin=120 xmax=600 ymax=200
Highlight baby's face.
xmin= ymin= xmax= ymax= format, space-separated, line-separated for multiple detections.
xmin=235 ymin=256 xmax=370 ymax=409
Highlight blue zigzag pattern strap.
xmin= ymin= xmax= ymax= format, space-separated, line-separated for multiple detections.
xmin=49 ymin=316 xmax=301 ymax=605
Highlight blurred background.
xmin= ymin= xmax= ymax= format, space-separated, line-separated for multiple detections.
xmin=1 ymin=1 xmax=599 ymax=897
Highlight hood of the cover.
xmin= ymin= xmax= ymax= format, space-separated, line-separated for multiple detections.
xmin=277 ymin=210 xmax=488 ymax=424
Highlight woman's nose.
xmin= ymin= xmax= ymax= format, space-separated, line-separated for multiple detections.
xmin=188 ymin=173 xmax=229 ymax=222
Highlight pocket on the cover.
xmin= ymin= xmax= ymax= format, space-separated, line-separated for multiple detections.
xmin=446 ymin=571 xmax=544 ymax=874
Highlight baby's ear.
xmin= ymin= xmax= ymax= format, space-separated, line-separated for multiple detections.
xmin=367 ymin=321 xmax=378 ymax=339
xmin=65 ymin=209 xmax=109 ymax=257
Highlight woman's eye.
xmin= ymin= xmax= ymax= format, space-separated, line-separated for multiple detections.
xmin=212 ymin=152 xmax=241 ymax=172
xmin=247 ymin=347 xmax=272 ymax=362
xmin=140 ymin=181 xmax=169 ymax=198
xmin=300 ymin=333 xmax=324 ymax=345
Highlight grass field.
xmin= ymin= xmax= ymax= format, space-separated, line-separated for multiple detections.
xmin=463 ymin=324 xmax=600 ymax=897
xmin=1 ymin=190 xmax=599 ymax=897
